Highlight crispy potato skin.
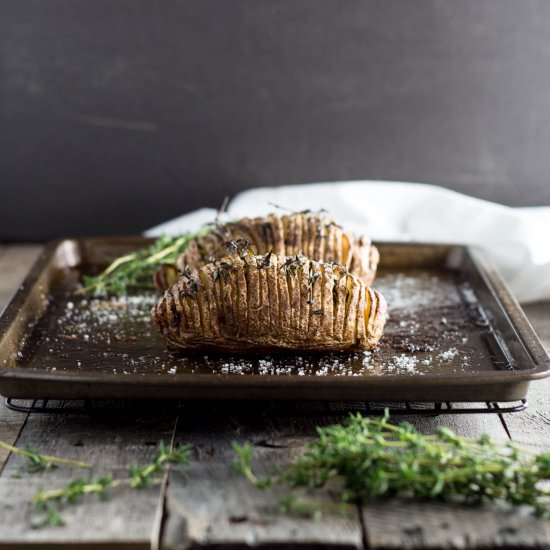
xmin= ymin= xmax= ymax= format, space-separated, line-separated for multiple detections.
xmin=152 ymin=253 xmax=386 ymax=353
xmin=154 ymin=213 xmax=379 ymax=291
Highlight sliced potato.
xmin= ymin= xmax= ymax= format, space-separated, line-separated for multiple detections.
xmin=157 ymin=212 xmax=379 ymax=291
xmin=152 ymin=252 xmax=386 ymax=352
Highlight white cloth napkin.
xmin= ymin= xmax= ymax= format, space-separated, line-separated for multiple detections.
xmin=146 ymin=181 xmax=550 ymax=303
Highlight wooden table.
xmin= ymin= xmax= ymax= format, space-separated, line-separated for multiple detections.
xmin=0 ymin=244 xmax=549 ymax=549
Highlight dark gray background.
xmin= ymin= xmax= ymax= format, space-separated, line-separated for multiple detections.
xmin=1 ymin=1 xmax=549 ymax=241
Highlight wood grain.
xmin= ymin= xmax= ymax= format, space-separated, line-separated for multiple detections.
xmin=363 ymin=501 xmax=550 ymax=550
xmin=0 ymin=245 xmax=42 ymax=313
xmin=499 ymin=302 xmax=550 ymax=451
xmin=0 ymin=400 xmax=27 ymax=474
xmin=524 ymin=302 xmax=550 ymax=351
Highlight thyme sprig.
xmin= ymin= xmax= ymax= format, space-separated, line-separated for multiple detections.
xmin=80 ymin=234 xmax=202 ymax=296
xmin=128 ymin=441 xmax=191 ymax=488
xmin=0 ymin=439 xmax=91 ymax=472
xmin=233 ymin=412 xmax=550 ymax=517
xmin=32 ymin=443 xmax=191 ymax=525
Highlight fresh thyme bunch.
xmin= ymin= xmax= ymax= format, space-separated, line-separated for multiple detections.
xmin=81 ymin=234 xmax=200 ymax=296
xmin=233 ymin=411 xmax=550 ymax=517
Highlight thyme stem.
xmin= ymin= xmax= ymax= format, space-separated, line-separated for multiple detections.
xmin=0 ymin=439 xmax=91 ymax=470
xmin=34 ymin=479 xmax=123 ymax=503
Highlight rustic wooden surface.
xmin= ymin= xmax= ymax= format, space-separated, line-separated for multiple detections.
xmin=0 ymin=244 xmax=549 ymax=549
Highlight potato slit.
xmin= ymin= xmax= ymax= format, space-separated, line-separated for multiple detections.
xmin=195 ymin=271 xmax=213 ymax=338
xmin=277 ymin=257 xmax=290 ymax=337
xmin=169 ymin=286 xmax=185 ymax=337
xmin=299 ymin=258 xmax=310 ymax=336
xmin=308 ymin=260 xmax=322 ymax=339
xmin=342 ymin=234 xmax=351 ymax=269
xmin=266 ymin=255 xmax=279 ymax=338
xmin=314 ymin=220 xmax=324 ymax=263
xmin=325 ymin=223 xmax=336 ymax=263
xmin=235 ymin=257 xmax=248 ymax=337
xmin=355 ymin=285 xmax=366 ymax=345
xmin=258 ymin=260 xmax=270 ymax=336
xmin=179 ymin=285 xmax=194 ymax=336
xmin=344 ymin=277 xmax=359 ymax=344
xmin=333 ymin=227 xmax=343 ymax=265
xmin=213 ymin=266 xmax=227 ymax=337
xmin=270 ymin=215 xmax=285 ymax=256
xmin=202 ymin=266 xmax=219 ymax=337
xmin=303 ymin=216 xmax=311 ymax=258
xmin=246 ymin=260 xmax=260 ymax=337
xmin=293 ymin=215 xmax=302 ymax=256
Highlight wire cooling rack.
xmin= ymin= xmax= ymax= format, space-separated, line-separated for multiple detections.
xmin=4 ymin=398 xmax=527 ymax=416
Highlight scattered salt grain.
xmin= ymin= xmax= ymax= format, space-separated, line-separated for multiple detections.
xmin=391 ymin=354 xmax=418 ymax=372
xmin=438 ymin=348 xmax=459 ymax=361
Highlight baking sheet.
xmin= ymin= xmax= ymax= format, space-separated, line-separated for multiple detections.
xmin=0 ymin=239 xmax=548 ymax=401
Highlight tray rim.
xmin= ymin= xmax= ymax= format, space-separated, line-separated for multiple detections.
xmin=0 ymin=237 xmax=549 ymax=399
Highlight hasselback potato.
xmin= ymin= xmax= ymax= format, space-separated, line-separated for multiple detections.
xmin=154 ymin=212 xmax=379 ymax=291
xmin=152 ymin=252 xmax=387 ymax=352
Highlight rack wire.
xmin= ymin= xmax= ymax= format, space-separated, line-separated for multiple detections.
xmin=5 ymin=397 xmax=527 ymax=416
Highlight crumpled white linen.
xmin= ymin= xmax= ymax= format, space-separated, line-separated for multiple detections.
xmin=146 ymin=181 xmax=550 ymax=303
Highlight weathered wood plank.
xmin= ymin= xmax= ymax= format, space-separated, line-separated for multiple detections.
xmin=0 ymin=405 xmax=179 ymax=548
xmin=363 ymin=500 xmax=550 ymax=550
xmin=162 ymin=402 xmax=365 ymax=549
xmin=164 ymin=462 xmax=361 ymax=550
xmin=523 ymin=302 xmax=550 ymax=351
xmin=0 ymin=478 xmax=159 ymax=549
xmin=0 ymin=244 xmax=42 ymax=312
xmin=0 ymin=400 xmax=28 ymax=474
xmin=498 ymin=302 xmax=550 ymax=451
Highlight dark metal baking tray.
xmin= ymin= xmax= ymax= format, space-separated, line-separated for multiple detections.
xmin=0 ymin=238 xmax=548 ymax=401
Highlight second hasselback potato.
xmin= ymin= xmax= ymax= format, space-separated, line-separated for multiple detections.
xmin=154 ymin=212 xmax=379 ymax=291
